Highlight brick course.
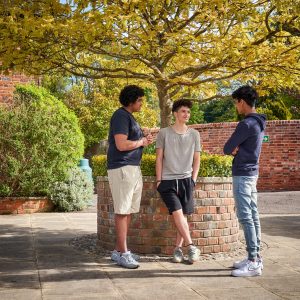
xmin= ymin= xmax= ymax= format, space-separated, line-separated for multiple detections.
xmin=150 ymin=120 xmax=300 ymax=191
xmin=0 ymin=197 xmax=53 ymax=214
xmin=190 ymin=121 xmax=300 ymax=191
xmin=0 ymin=73 xmax=38 ymax=105
xmin=97 ymin=176 xmax=239 ymax=255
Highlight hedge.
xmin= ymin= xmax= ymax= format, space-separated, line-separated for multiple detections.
xmin=91 ymin=153 xmax=232 ymax=177
xmin=0 ymin=84 xmax=84 ymax=197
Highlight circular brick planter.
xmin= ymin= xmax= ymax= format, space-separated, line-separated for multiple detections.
xmin=0 ymin=197 xmax=53 ymax=214
xmin=97 ymin=176 xmax=239 ymax=255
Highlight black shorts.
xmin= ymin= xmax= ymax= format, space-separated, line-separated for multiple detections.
xmin=157 ymin=177 xmax=195 ymax=215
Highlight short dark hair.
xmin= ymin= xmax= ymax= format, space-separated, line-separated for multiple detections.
xmin=232 ymin=85 xmax=258 ymax=107
xmin=119 ymin=85 xmax=145 ymax=106
xmin=172 ymin=99 xmax=193 ymax=112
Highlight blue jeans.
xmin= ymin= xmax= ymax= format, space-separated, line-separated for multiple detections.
xmin=233 ymin=176 xmax=261 ymax=260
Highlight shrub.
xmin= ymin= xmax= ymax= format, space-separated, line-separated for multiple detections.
xmin=142 ymin=142 xmax=156 ymax=155
xmin=91 ymin=153 xmax=233 ymax=177
xmin=140 ymin=154 xmax=156 ymax=175
xmin=62 ymin=82 xmax=159 ymax=150
xmin=50 ymin=167 xmax=94 ymax=212
xmin=0 ymin=84 xmax=84 ymax=197
xmin=91 ymin=155 xmax=108 ymax=177
xmin=199 ymin=153 xmax=233 ymax=177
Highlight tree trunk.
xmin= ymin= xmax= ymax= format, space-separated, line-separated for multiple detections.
xmin=156 ymin=82 xmax=173 ymax=128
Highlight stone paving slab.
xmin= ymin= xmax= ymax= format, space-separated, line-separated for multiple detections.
xmin=0 ymin=289 xmax=42 ymax=300
xmin=200 ymin=288 xmax=282 ymax=300
xmin=258 ymin=191 xmax=300 ymax=214
xmin=0 ymin=194 xmax=300 ymax=300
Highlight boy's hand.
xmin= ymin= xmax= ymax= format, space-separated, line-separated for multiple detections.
xmin=146 ymin=134 xmax=154 ymax=144
xmin=231 ymin=147 xmax=239 ymax=156
xmin=142 ymin=127 xmax=150 ymax=136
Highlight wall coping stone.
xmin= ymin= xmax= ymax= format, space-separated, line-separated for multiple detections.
xmin=97 ymin=176 xmax=233 ymax=183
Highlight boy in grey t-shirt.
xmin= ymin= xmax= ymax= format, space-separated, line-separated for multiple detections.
xmin=156 ymin=99 xmax=201 ymax=264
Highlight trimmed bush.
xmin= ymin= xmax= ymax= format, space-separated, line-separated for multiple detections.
xmin=91 ymin=155 xmax=108 ymax=178
xmin=0 ymin=85 xmax=84 ymax=197
xmin=50 ymin=167 xmax=94 ymax=212
xmin=91 ymin=153 xmax=232 ymax=177
xmin=140 ymin=154 xmax=156 ymax=175
xmin=199 ymin=153 xmax=233 ymax=177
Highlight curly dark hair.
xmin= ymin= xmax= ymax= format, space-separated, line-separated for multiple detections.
xmin=172 ymin=99 xmax=193 ymax=112
xmin=119 ymin=85 xmax=145 ymax=106
xmin=232 ymin=85 xmax=258 ymax=107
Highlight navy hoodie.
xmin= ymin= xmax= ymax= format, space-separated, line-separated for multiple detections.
xmin=223 ymin=113 xmax=266 ymax=176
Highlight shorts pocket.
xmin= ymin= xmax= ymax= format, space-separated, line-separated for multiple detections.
xmin=191 ymin=178 xmax=196 ymax=187
xmin=157 ymin=182 xmax=162 ymax=192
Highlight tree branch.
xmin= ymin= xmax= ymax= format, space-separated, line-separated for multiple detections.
xmin=169 ymin=62 xmax=225 ymax=79
xmin=167 ymin=66 xmax=252 ymax=89
xmin=176 ymin=11 xmax=200 ymax=31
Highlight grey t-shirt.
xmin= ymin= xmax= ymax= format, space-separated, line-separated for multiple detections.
xmin=156 ymin=127 xmax=201 ymax=180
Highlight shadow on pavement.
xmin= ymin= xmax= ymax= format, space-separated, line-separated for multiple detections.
xmin=0 ymin=223 xmax=99 ymax=288
xmin=0 ymin=223 xmax=231 ymax=289
xmin=261 ymin=215 xmax=300 ymax=239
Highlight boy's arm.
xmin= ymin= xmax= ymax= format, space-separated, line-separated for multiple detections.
xmin=223 ymin=122 xmax=249 ymax=155
xmin=156 ymin=148 xmax=164 ymax=187
xmin=192 ymin=152 xmax=200 ymax=182
xmin=115 ymin=134 xmax=148 ymax=151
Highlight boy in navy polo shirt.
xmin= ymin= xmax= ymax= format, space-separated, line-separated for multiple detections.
xmin=107 ymin=85 xmax=153 ymax=269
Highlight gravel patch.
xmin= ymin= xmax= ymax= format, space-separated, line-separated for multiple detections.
xmin=70 ymin=233 xmax=267 ymax=262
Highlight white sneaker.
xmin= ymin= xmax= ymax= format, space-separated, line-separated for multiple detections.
xmin=231 ymin=260 xmax=262 ymax=277
xmin=118 ymin=252 xmax=139 ymax=269
xmin=173 ymin=247 xmax=184 ymax=263
xmin=111 ymin=250 xmax=140 ymax=262
xmin=233 ymin=256 xmax=263 ymax=270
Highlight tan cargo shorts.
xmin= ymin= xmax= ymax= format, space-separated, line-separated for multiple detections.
xmin=107 ymin=165 xmax=143 ymax=214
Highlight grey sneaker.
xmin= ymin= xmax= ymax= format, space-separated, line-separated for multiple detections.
xmin=111 ymin=250 xmax=140 ymax=263
xmin=119 ymin=252 xmax=139 ymax=269
xmin=233 ymin=256 xmax=263 ymax=270
xmin=173 ymin=247 xmax=184 ymax=263
xmin=188 ymin=245 xmax=200 ymax=264
xmin=231 ymin=260 xmax=262 ymax=277
xmin=111 ymin=250 xmax=121 ymax=262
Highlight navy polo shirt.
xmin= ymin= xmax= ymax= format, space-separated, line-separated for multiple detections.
xmin=107 ymin=107 xmax=144 ymax=169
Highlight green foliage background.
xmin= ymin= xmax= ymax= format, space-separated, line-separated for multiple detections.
xmin=0 ymin=85 xmax=84 ymax=197
xmin=42 ymin=75 xmax=159 ymax=150
xmin=196 ymin=89 xmax=299 ymax=124
xmin=50 ymin=167 xmax=94 ymax=212
xmin=91 ymin=153 xmax=233 ymax=178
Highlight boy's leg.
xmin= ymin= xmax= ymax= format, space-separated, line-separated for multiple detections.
xmin=108 ymin=166 xmax=142 ymax=262
xmin=233 ymin=176 xmax=258 ymax=260
xmin=172 ymin=209 xmax=200 ymax=263
xmin=176 ymin=231 xmax=184 ymax=248
xmin=115 ymin=214 xmax=129 ymax=253
xmin=172 ymin=209 xmax=193 ymax=245
xmin=250 ymin=177 xmax=261 ymax=255
xmin=126 ymin=214 xmax=132 ymax=231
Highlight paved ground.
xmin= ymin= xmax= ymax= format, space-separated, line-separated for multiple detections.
xmin=0 ymin=192 xmax=299 ymax=300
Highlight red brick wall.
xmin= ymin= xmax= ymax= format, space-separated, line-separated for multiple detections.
xmin=190 ymin=120 xmax=300 ymax=191
xmin=97 ymin=176 xmax=239 ymax=255
xmin=0 ymin=197 xmax=53 ymax=214
xmin=0 ymin=73 xmax=38 ymax=105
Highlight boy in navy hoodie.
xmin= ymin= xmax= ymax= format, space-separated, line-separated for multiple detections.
xmin=224 ymin=85 xmax=266 ymax=277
